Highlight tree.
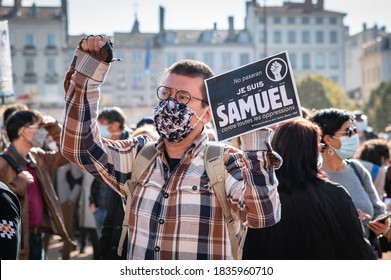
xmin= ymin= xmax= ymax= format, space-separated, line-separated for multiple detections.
xmin=364 ymin=80 xmax=391 ymax=132
xmin=296 ymin=74 xmax=354 ymax=112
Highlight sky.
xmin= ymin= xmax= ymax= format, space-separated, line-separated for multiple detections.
xmin=3 ymin=0 xmax=391 ymax=36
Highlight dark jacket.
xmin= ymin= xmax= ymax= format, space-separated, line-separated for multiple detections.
xmin=243 ymin=181 xmax=376 ymax=260
xmin=0 ymin=182 xmax=21 ymax=260
xmin=99 ymin=130 xmax=130 ymax=259
xmin=0 ymin=122 xmax=72 ymax=259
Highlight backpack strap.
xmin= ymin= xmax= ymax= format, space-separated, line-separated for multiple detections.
xmin=0 ymin=154 xmax=23 ymax=174
xmin=370 ymin=164 xmax=380 ymax=182
xmin=117 ymin=141 xmax=158 ymax=257
xmin=346 ymin=159 xmax=365 ymax=186
xmin=205 ymin=142 xmax=246 ymax=260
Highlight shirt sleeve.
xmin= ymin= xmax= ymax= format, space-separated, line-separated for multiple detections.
xmin=358 ymin=162 xmax=387 ymax=218
xmin=226 ymin=129 xmax=282 ymax=229
xmin=61 ymin=48 xmax=147 ymax=195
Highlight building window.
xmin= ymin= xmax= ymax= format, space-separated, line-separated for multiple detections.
xmin=330 ymin=31 xmax=338 ymax=44
xmin=315 ymin=53 xmax=325 ymax=69
xmin=315 ymin=17 xmax=323 ymax=24
xmin=166 ymin=53 xmax=177 ymax=67
xmin=240 ymin=53 xmax=250 ymax=66
xmin=204 ymin=52 xmax=214 ymax=69
xmin=329 ymin=17 xmax=337 ymax=24
xmin=302 ymin=31 xmax=310 ymax=44
xmin=47 ymin=58 xmax=56 ymax=74
xmin=47 ymin=33 xmax=56 ymax=47
xmin=273 ymin=16 xmax=281 ymax=24
xmin=25 ymin=33 xmax=34 ymax=47
xmin=117 ymin=71 xmax=127 ymax=90
xmin=302 ymin=17 xmax=309 ymax=24
xmin=316 ymin=31 xmax=324 ymax=44
xmin=222 ymin=52 xmax=232 ymax=70
xmin=273 ymin=31 xmax=282 ymax=44
xmin=259 ymin=17 xmax=265 ymax=24
xmin=287 ymin=31 xmax=296 ymax=44
xmin=329 ymin=53 xmax=339 ymax=69
xmin=132 ymin=70 xmax=143 ymax=88
xmin=302 ymin=53 xmax=311 ymax=69
xmin=289 ymin=53 xmax=296 ymax=69
xmin=25 ymin=57 xmax=35 ymax=73
xmin=287 ymin=17 xmax=295 ymax=24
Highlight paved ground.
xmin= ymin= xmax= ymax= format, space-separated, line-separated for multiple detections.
xmin=46 ymin=235 xmax=93 ymax=260
xmin=46 ymin=234 xmax=391 ymax=260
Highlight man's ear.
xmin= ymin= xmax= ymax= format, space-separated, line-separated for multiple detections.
xmin=202 ymin=107 xmax=213 ymax=124
xmin=323 ymin=134 xmax=333 ymax=146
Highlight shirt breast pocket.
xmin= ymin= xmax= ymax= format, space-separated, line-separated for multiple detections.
xmin=177 ymin=174 xmax=214 ymax=206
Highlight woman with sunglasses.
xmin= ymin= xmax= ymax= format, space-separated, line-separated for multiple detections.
xmin=243 ymin=118 xmax=375 ymax=259
xmin=312 ymin=108 xmax=389 ymax=258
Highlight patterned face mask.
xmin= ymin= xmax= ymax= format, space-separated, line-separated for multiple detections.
xmin=154 ymin=97 xmax=202 ymax=143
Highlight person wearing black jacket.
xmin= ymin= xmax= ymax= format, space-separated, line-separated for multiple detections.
xmin=243 ymin=118 xmax=376 ymax=260
xmin=97 ymin=107 xmax=132 ymax=259
xmin=0 ymin=181 xmax=21 ymax=259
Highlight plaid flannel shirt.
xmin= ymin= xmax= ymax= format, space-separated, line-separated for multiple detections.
xmin=61 ymin=48 xmax=282 ymax=260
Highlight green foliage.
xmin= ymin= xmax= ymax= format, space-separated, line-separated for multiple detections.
xmin=296 ymin=74 xmax=354 ymax=112
xmin=364 ymin=80 xmax=391 ymax=132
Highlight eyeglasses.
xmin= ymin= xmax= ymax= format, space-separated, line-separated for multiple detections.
xmin=156 ymin=86 xmax=208 ymax=105
xmin=335 ymin=126 xmax=357 ymax=138
xmin=26 ymin=123 xmax=43 ymax=130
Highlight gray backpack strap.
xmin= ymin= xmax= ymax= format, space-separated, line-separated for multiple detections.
xmin=117 ymin=141 xmax=158 ymax=257
xmin=205 ymin=142 xmax=247 ymax=260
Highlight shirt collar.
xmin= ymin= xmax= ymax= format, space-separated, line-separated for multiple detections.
xmin=7 ymin=143 xmax=36 ymax=168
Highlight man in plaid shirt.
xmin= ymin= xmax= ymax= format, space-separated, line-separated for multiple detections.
xmin=61 ymin=35 xmax=282 ymax=260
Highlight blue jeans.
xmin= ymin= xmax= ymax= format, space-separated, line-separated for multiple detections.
xmin=29 ymin=234 xmax=44 ymax=260
xmin=93 ymin=208 xmax=107 ymax=239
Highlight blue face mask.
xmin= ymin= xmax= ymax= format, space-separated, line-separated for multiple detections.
xmin=98 ymin=124 xmax=111 ymax=138
xmin=356 ymin=122 xmax=367 ymax=132
xmin=331 ymin=134 xmax=359 ymax=159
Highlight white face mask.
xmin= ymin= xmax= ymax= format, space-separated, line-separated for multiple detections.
xmin=32 ymin=128 xmax=48 ymax=148
xmin=330 ymin=134 xmax=359 ymax=159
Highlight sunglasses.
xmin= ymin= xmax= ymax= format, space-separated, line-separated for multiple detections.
xmin=335 ymin=126 xmax=357 ymax=138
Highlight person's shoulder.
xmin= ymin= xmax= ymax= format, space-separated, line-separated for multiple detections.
xmin=0 ymin=181 xmax=10 ymax=192
xmin=0 ymin=181 xmax=20 ymax=209
xmin=315 ymin=180 xmax=355 ymax=205
xmin=317 ymin=180 xmax=350 ymax=194
xmin=347 ymin=158 xmax=365 ymax=168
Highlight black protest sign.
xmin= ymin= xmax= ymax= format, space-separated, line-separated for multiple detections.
xmin=205 ymin=51 xmax=302 ymax=142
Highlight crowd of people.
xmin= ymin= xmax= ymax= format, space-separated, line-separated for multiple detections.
xmin=0 ymin=34 xmax=390 ymax=260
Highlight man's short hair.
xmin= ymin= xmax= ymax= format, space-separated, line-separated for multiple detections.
xmin=98 ymin=106 xmax=127 ymax=130
xmin=6 ymin=110 xmax=42 ymax=142
xmin=161 ymin=59 xmax=215 ymax=107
